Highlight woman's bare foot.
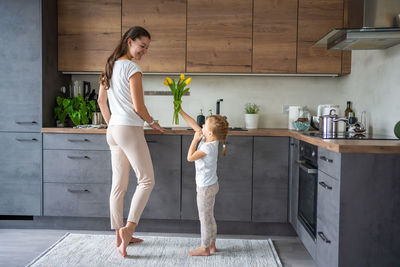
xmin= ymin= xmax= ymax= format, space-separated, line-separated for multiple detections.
xmin=188 ymin=247 xmax=210 ymax=256
xmin=115 ymin=231 xmax=143 ymax=247
xmin=210 ymin=242 xmax=217 ymax=253
xmin=118 ymin=227 xmax=134 ymax=257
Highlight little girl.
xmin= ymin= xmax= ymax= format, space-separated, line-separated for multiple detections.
xmin=179 ymin=108 xmax=229 ymax=256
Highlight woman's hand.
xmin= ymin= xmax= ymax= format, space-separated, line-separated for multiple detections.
xmin=150 ymin=122 xmax=165 ymax=132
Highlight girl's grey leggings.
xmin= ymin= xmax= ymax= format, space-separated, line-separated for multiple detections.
xmin=197 ymin=182 xmax=219 ymax=248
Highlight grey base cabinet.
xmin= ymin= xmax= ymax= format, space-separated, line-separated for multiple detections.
xmin=124 ymin=135 xmax=181 ymax=220
xmin=253 ymin=137 xmax=289 ymax=222
xmin=315 ymin=147 xmax=400 ymax=267
xmin=43 ymin=133 xmax=111 ymax=218
xmin=0 ymin=133 xmax=42 ymax=216
xmin=181 ymin=136 xmax=253 ymax=221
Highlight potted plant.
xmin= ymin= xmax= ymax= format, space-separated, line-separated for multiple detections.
xmin=54 ymin=96 xmax=68 ymax=127
xmin=54 ymin=95 xmax=96 ymax=127
xmin=244 ymin=103 xmax=260 ymax=129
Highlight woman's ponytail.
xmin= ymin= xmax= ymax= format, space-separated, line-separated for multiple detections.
xmin=99 ymin=26 xmax=151 ymax=89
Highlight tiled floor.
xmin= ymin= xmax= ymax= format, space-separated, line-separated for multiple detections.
xmin=0 ymin=229 xmax=316 ymax=267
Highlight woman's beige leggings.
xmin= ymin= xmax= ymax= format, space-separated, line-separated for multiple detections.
xmin=197 ymin=182 xmax=219 ymax=248
xmin=107 ymin=125 xmax=155 ymax=229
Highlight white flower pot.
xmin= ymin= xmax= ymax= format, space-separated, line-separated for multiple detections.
xmin=245 ymin=114 xmax=259 ymax=129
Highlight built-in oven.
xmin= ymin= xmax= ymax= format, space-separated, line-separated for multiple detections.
xmin=297 ymin=141 xmax=318 ymax=240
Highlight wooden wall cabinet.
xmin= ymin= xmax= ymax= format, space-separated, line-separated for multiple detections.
xmin=253 ymin=0 xmax=298 ymax=73
xmin=297 ymin=0 xmax=350 ymax=74
xmin=122 ymin=0 xmax=186 ymax=73
xmin=58 ymin=0 xmax=121 ymax=72
xmin=187 ymin=0 xmax=252 ymax=73
xmin=57 ymin=0 xmax=351 ymax=74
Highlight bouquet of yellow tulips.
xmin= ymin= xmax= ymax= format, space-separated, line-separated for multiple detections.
xmin=163 ymin=74 xmax=192 ymax=124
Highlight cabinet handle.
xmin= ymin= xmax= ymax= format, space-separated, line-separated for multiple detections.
xmin=67 ymin=189 xmax=90 ymax=193
xmin=320 ymin=156 xmax=333 ymax=163
xmin=318 ymin=232 xmax=331 ymax=244
xmin=16 ymin=138 xmax=38 ymax=142
xmin=146 ymin=140 xmax=157 ymax=143
xmin=68 ymin=138 xmax=90 ymax=143
xmin=16 ymin=121 xmax=38 ymax=125
xmin=67 ymin=155 xmax=90 ymax=160
xmin=298 ymin=163 xmax=318 ymax=174
xmin=319 ymin=181 xmax=332 ymax=190
xmin=295 ymin=160 xmax=305 ymax=164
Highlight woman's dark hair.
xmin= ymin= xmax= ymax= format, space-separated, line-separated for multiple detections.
xmin=99 ymin=26 xmax=151 ymax=89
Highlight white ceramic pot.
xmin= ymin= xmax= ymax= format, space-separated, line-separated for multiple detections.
xmin=245 ymin=114 xmax=259 ymax=129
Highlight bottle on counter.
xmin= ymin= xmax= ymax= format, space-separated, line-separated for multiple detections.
xmin=345 ymin=101 xmax=353 ymax=118
xmin=197 ymin=109 xmax=205 ymax=127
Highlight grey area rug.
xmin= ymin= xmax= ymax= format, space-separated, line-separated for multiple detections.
xmin=27 ymin=233 xmax=282 ymax=267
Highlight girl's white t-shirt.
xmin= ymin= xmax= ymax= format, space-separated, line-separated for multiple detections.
xmin=195 ymin=138 xmax=219 ymax=187
xmin=107 ymin=60 xmax=144 ymax=126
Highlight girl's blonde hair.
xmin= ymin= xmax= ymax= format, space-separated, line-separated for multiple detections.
xmin=207 ymin=115 xmax=229 ymax=156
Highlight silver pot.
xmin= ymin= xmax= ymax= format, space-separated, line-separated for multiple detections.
xmin=319 ymin=109 xmax=339 ymax=136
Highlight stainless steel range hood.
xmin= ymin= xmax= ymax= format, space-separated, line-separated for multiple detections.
xmin=315 ymin=0 xmax=400 ymax=50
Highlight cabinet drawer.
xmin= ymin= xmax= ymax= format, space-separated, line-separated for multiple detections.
xmin=43 ymin=133 xmax=108 ymax=150
xmin=0 ymin=132 xmax=42 ymax=183
xmin=316 ymin=217 xmax=339 ymax=267
xmin=317 ymin=171 xmax=340 ymax=228
xmin=43 ymin=183 xmax=110 ymax=217
xmin=43 ymin=150 xmax=111 ymax=183
xmin=318 ymin=147 xmax=341 ymax=180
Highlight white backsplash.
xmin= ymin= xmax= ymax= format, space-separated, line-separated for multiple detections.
xmin=72 ymin=45 xmax=399 ymax=134
xmin=72 ymin=74 xmax=341 ymax=128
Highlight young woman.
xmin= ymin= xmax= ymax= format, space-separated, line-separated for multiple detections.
xmin=179 ymin=108 xmax=229 ymax=256
xmin=98 ymin=26 xmax=164 ymax=258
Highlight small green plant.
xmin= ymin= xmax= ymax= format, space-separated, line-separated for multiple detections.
xmin=54 ymin=96 xmax=68 ymax=124
xmin=54 ymin=95 xmax=96 ymax=126
xmin=245 ymin=103 xmax=260 ymax=114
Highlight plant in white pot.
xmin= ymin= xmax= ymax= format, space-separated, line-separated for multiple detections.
xmin=244 ymin=103 xmax=260 ymax=129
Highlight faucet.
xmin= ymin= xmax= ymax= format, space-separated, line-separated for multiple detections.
xmin=216 ymin=99 xmax=223 ymax=115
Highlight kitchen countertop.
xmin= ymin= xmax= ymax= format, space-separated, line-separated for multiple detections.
xmin=42 ymin=127 xmax=400 ymax=154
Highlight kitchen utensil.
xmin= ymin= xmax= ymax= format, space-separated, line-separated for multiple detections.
xmin=83 ymin=81 xmax=91 ymax=100
xmin=317 ymin=104 xmax=341 ymax=117
xmin=92 ymin=112 xmax=105 ymax=125
xmin=319 ymin=109 xmax=339 ymax=136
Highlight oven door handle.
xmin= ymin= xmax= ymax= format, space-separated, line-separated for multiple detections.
xmin=298 ymin=162 xmax=318 ymax=174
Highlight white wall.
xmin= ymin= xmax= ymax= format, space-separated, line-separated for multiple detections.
xmin=339 ymin=44 xmax=400 ymax=137
xmin=72 ymin=44 xmax=399 ymax=134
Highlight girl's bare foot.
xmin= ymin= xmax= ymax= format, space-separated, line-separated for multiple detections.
xmin=188 ymin=247 xmax=210 ymax=256
xmin=118 ymin=227 xmax=134 ymax=257
xmin=210 ymin=242 xmax=217 ymax=253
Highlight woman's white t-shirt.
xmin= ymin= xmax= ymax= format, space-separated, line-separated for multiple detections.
xmin=195 ymin=138 xmax=219 ymax=187
xmin=107 ymin=60 xmax=144 ymax=126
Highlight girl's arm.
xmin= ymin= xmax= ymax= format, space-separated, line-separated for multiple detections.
xmin=98 ymin=83 xmax=111 ymax=125
xmin=187 ymin=131 xmax=206 ymax=162
xmin=130 ymin=73 xmax=164 ymax=132
xmin=179 ymin=108 xmax=202 ymax=132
